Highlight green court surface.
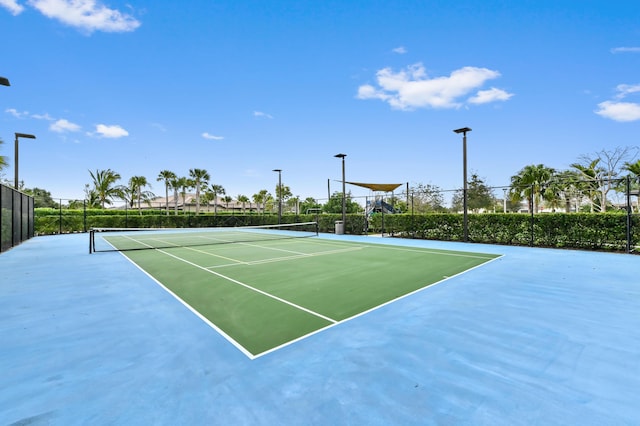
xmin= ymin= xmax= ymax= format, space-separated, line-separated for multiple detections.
xmin=102 ymin=233 xmax=500 ymax=358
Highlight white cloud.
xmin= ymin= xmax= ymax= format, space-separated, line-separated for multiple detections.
xmin=0 ymin=0 xmax=24 ymax=15
xmin=614 ymin=84 xmax=640 ymax=99
xmin=611 ymin=47 xmax=640 ymax=54
xmin=94 ymin=124 xmax=128 ymax=138
xmin=253 ymin=111 xmax=273 ymax=119
xmin=595 ymin=101 xmax=640 ymax=122
xmin=392 ymin=46 xmax=407 ymax=54
xmin=468 ymin=87 xmax=514 ymax=104
xmin=202 ymin=132 xmax=224 ymax=140
xmin=5 ymin=108 xmax=29 ymax=118
xmin=357 ymin=63 xmax=511 ymax=110
xmin=27 ymin=0 xmax=141 ymax=33
xmin=31 ymin=112 xmax=54 ymax=120
xmin=51 ymin=118 xmax=81 ymax=132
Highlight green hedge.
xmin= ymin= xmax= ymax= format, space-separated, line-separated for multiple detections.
xmin=35 ymin=209 xmax=638 ymax=252
xmin=368 ymin=212 xmax=638 ymax=252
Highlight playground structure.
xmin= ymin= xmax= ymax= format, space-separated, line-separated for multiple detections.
xmin=344 ymin=181 xmax=403 ymax=235
xmin=344 ymin=181 xmax=403 ymax=216
xmin=366 ymin=196 xmax=398 ymax=215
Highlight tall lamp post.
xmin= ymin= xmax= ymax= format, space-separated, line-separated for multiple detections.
xmin=453 ymin=127 xmax=471 ymax=242
xmin=272 ymin=169 xmax=282 ymax=224
xmin=334 ymin=153 xmax=347 ymax=228
xmin=15 ymin=133 xmax=36 ymax=190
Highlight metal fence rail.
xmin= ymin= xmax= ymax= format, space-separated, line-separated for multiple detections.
xmin=1 ymin=183 xmax=34 ymax=252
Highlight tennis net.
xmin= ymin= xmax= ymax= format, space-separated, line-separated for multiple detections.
xmin=89 ymin=221 xmax=318 ymax=253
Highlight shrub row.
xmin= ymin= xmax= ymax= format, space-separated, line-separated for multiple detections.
xmin=368 ymin=212 xmax=639 ymax=252
xmin=35 ymin=209 xmax=638 ymax=252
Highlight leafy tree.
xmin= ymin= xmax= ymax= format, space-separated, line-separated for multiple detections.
xmin=322 ymin=191 xmax=362 ymax=214
xmin=407 ymin=183 xmax=445 ymax=213
xmin=157 ymin=170 xmax=176 ymax=215
xmin=509 ymin=164 xmax=555 ymax=213
xmin=88 ymin=169 xmax=121 ymax=208
xmin=24 ymin=187 xmax=58 ymax=208
xmin=189 ymin=168 xmax=210 ymax=214
xmin=286 ymin=195 xmax=300 ymax=214
xmin=451 ymin=173 xmax=495 ymax=212
xmin=0 ymin=138 xmax=8 ymax=171
xmin=573 ymin=146 xmax=639 ymax=212
xmin=300 ymin=197 xmax=321 ymax=214
xmin=275 ymin=183 xmax=292 ymax=212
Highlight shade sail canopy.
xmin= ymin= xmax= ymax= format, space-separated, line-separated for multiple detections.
xmin=346 ymin=182 xmax=403 ymax=192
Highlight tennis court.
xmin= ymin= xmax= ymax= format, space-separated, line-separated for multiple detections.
xmin=2 ymin=231 xmax=639 ymax=425
xmin=91 ymin=224 xmax=500 ymax=357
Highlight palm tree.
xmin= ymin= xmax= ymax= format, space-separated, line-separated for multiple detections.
xmin=252 ymin=192 xmax=264 ymax=214
xmin=129 ymin=176 xmax=151 ymax=214
xmin=157 ymin=170 xmax=176 ymax=216
xmin=168 ymin=176 xmax=181 ymax=215
xmin=287 ymin=195 xmax=301 ymax=215
xmin=223 ymin=195 xmax=233 ymax=211
xmin=207 ymin=184 xmax=225 ymax=215
xmin=176 ymin=177 xmax=193 ymax=215
xmin=509 ymin=164 xmax=555 ymax=213
xmin=189 ymin=168 xmax=210 ymax=215
xmin=88 ymin=169 xmax=121 ymax=208
xmin=570 ymin=160 xmax=603 ymax=212
xmin=623 ymin=160 xmax=640 ymax=212
xmin=237 ymin=195 xmax=250 ymax=213
xmin=544 ymin=170 xmax=582 ymax=213
xmin=253 ymin=189 xmax=269 ymax=214
xmin=83 ymin=183 xmax=100 ymax=208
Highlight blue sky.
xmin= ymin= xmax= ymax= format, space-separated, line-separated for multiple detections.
xmin=1 ymin=0 xmax=639 ymax=203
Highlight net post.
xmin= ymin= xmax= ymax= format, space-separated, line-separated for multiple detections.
xmin=89 ymin=229 xmax=94 ymax=254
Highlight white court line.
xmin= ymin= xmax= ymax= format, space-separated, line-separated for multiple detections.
xmin=181 ymin=245 xmax=250 ymax=266
xmin=308 ymin=238 xmax=497 ymax=260
xmin=155 ymin=248 xmax=338 ymax=325
xmin=206 ymin=246 xmax=365 ymax=269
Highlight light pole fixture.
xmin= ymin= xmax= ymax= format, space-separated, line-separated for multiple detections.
xmin=334 ymin=153 xmax=347 ymax=226
xmin=272 ymin=169 xmax=282 ymax=224
xmin=14 ymin=132 xmax=36 ymax=189
xmin=0 ymin=76 xmax=10 ymax=86
xmin=453 ymin=127 xmax=471 ymax=242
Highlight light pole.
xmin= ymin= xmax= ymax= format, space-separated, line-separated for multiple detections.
xmin=15 ymin=133 xmax=36 ymax=190
xmin=453 ymin=127 xmax=471 ymax=242
xmin=502 ymin=187 xmax=508 ymax=213
xmin=334 ymin=153 xmax=347 ymax=228
xmin=0 ymin=76 xmax=10 ymax=86
xmin=272 ymin=169 xmax=282 ymax=224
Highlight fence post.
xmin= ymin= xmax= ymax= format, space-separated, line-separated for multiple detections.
xmin=626 ymin=176 xmax=631 ymax=254
xmin=59 ymin=198 xmax=63 ymax=234
xmin=530 ymin=184 xmax=535 ymax=247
